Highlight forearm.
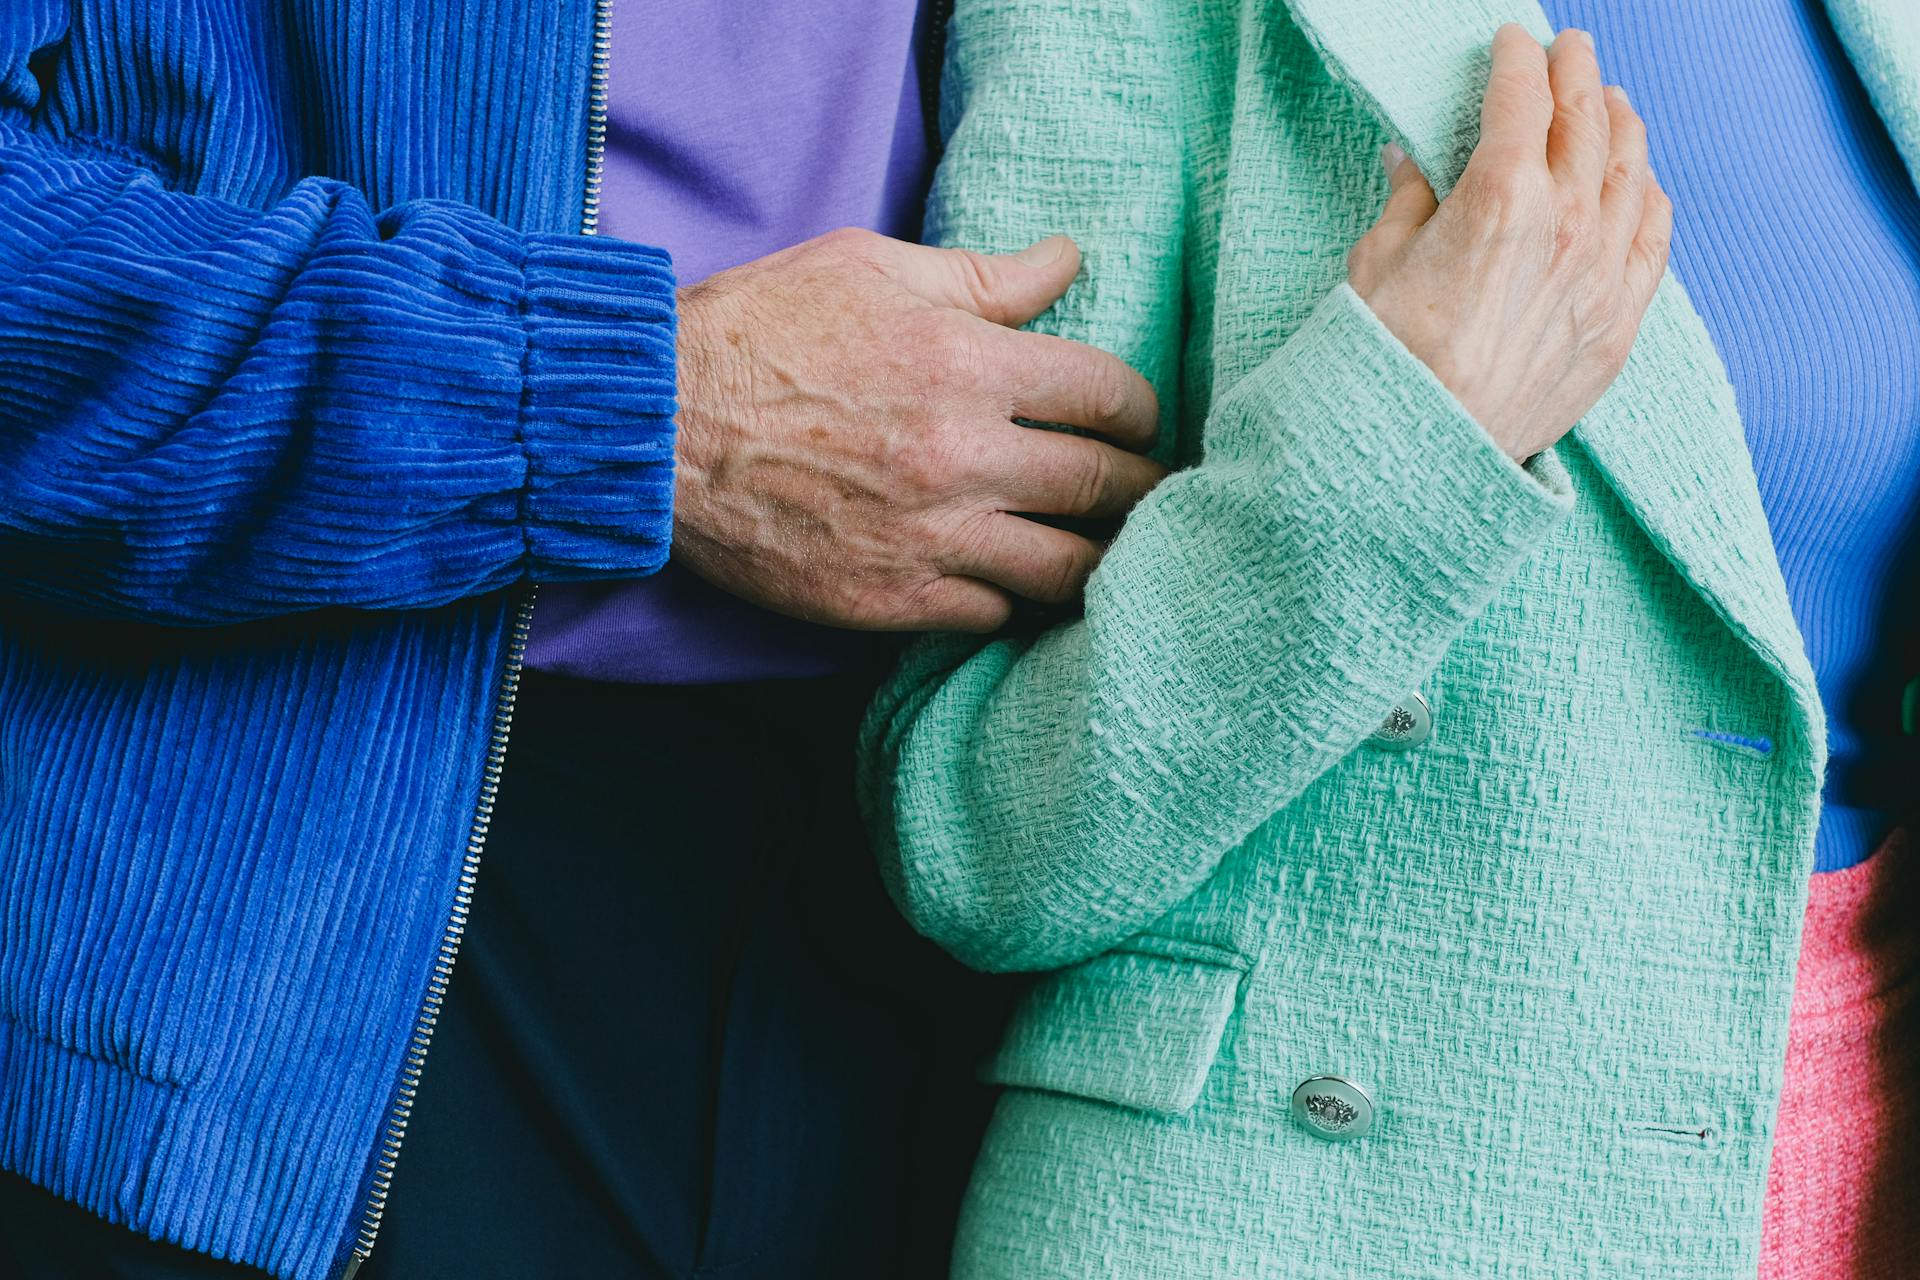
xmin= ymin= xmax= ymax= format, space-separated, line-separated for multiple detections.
xmin=864 ymin=11 xmax=1673 ymax=975
xmin=0 ymin=123 xmax=678 ymax=623
xmin=863 ymin=284 xmax=1571 ymax=973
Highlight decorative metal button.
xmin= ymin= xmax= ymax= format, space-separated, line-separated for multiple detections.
xmin=1291 ymin=1075 xmax=1375 ymax=1141
xmin=1368 ymin=691 xmax=1431 ymax=750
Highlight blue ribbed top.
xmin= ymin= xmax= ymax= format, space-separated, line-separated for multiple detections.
xmin=1542 ymin=0 xmax=1920 ymax=871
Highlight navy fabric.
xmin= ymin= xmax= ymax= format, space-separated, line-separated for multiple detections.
xmin=0 ymin=1170 xmax=273 ymax=1278
xmin=1540 ymin=0 xmax=1920 ymax=871
xmin=0 ymin=675 xmax=1014 ymax=1280
xmin=361 ymin=674 xmax=1011 ymax=1280
xmin=0 ymin=4 xmax=682 ymax=1277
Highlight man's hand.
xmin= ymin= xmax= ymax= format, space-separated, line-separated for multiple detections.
xmin=671 ymin=228 xmax=1165 ymax=632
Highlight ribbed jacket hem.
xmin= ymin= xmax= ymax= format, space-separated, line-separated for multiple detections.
xmin=518 ymin=234 xmax=679 ymax=577
xmin=0 ymin=123 xmax=682 ymax=620
xmin=1 ymin=1016 xmax=345 ymax=1280
xmin=0 ymin=1022 xmax=199 ymax=1262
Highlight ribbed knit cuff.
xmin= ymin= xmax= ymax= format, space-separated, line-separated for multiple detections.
xmin=517 ymin=233 xmax=679 ymax=578
xmin=1217 ymin=281 xmax=1572 ymax=619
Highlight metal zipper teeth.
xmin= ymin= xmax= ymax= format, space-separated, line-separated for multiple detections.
xmin=340 ymin=0 xmax=612 ymax=1272
xmin=581 ymin=0 xmax=612 ymax=237
xmin=339 ymin=599 xmax=534 ymax=1279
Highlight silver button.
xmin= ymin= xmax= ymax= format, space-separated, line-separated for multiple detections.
xmin=1291 ymin=1075 xmax=1375 ymax=1141
xmin=1369 ymin=691 xmax=1431 ymax=749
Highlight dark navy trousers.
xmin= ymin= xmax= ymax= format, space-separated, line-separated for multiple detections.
xmin=0 ymin=672 xmax=1015 ymax=1278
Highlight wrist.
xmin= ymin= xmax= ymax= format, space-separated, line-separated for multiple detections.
xmin=1351 ymin=284 xmax=1531 ymax=463
xmin=669 ymin=283 xmax=748 ymax=564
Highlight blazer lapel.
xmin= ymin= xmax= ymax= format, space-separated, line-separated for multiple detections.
xmin=1824 ymin=0 xmax=1920 ymax=187
xmin=1283 ymin=0 xmax=1820 ymax=707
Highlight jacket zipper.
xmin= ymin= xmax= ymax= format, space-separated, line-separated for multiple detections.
xmin=919 ymin=0 xmax=955 ymax=156
xmin=337 ymin=1 xmax=612 ymax=1275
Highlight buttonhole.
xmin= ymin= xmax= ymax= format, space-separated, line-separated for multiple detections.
xmin=1687 ymin=728 xmax=1773 ymax=758
xmin=1623 ymin=1120 xmax=1716 ymax=1147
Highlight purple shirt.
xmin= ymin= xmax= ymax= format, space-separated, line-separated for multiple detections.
xmin=525 ymin=0 xmax=932 ymax=683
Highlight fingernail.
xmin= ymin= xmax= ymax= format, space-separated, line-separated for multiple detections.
xmin=1609 ymin=83 xmax=1630 ymax=107
xmin=1381 ymin=142 xmax=1407 ymax=176
xmin=1015 ymin=236 xmax=1070 ymax=267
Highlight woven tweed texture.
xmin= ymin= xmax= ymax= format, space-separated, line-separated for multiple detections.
xmin=1826 ymin=0 xmax=1920 ymax=188
xmin=851 ymin=0 xmax=1918 ymax=1275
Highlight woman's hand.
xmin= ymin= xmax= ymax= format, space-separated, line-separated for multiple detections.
xmin=1346 ymin=25 xmax=1673 ymax=462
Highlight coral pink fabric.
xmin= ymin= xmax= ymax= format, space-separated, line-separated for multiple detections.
xmin=1760 ymin=830 xmax=1920 ymax=1279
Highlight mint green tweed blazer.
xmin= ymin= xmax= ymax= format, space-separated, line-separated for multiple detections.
xmin=860 ymin=0 xmax=1920 ymax=1275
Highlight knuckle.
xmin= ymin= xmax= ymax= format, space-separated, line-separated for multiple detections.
xmin=1493 ymin=68 xmax=1554 ymax=119
xmin=1638 ymin=203 xmax=1674 ymax=261
xmin=886 ymin=577 xmax=941 ymax=629
xmin=1069 ymin=443 xmax=1115 ymax=514
xmin=1552 ymin=199 xmax=1597 ymax=260
xmin=865 ymin=580 xmax=930 ymax=631
xmin=898 ymin=418 xmax=978 ymax=497
xmin=1346 ymin=235 xmax=1377 ymax=283
xmin=952 ymin=249 xmax=999 ymax=313
xmin=1569 ymin=283 xmax=1615 ymax=335
xmin=1558 ymin=89 xmax=1606 ymax=138
xmin=1088 ymin=366 xmax=1132 ymax=430
xmin=1650 ymin=186 xmax=1675 ymax=225
xmin=1519 ymin=78 xmax=1556 ymax=118
xmin=815 ymin=224 xmax=880 ymax=261
xmin=1646 ymin=221 xmax=1673 ymax=259
xmin=1579 ymin=298 xmax=1635 ymax=362
xmin=943 ymin=584 xmax=1013 ymax=633
xmin=948 ymin=508 xmax=995 ymax=560
xmin=922 ymin=318 xmax=993 ymax=391
xmin=1602 ymin=156 xmax=1642 ymax=196
xmin=1042 ymin=548 xmax=1092 ymax=603
xmin=1458 ymin=166 xmax=1532 ymax=225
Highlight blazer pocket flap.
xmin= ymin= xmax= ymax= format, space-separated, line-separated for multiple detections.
xmin=983 ymin=948 xmax=1244 ymax=1116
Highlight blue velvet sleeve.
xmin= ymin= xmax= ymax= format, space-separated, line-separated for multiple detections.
xmin=0 ymin=121 xmax=679 ymax=623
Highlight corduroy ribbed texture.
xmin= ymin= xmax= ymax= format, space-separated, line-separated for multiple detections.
xmin=852 ymin=0 xmax=1915 ymax=1275
xmin=0 ymin=13 xmax=679 ymax=619
xmin=0 ymin=3 xmax=677 ymax=1277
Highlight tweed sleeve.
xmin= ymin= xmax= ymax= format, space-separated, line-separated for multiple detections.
xmin=859 ymin=0 xmax=1573 ymax=974
xmin=0 ymin=123 xmax=678 ymax=623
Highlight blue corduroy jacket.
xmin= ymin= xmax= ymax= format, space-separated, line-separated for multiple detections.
xmin=0 ymin=3 xmax=675 ymax=1276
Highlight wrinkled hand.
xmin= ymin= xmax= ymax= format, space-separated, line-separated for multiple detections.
xmin=671 ymin=229 xmax=1165 ymax=632
xmin=1346 ymin=25 xmax=1673 ymax=461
